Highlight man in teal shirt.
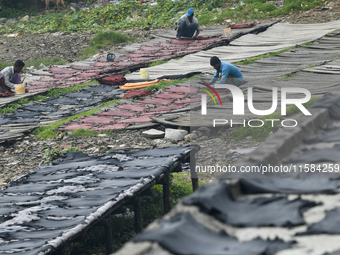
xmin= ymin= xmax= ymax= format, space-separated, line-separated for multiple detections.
xmin=209 ymin=56 xmax=245 ymax=87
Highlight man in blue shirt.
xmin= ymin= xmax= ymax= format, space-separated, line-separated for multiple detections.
xmin=209 ymin=56 xmax=245 ymax=87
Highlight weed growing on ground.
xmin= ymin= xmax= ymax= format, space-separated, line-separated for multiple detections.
xmin=277 ymin=72 xmax=296 ymax=81
xmin=34 ymin=98 xmax=122 ymax=139
xmin=301 ymin=41 xmax=314 ymax=46
xmin=80 ymin=31 xmax=135 ymax=57
xmin=149 ymin=60 xmax=169 ymax=67
xmin=71 ymin=128 xmax=97 ymax=137
xmin=39 ymin=146 xmax=81 ymax=165
xmin=234 ymin=46 xmax=295 ymax=65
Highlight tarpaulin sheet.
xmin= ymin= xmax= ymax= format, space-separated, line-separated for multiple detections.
xmin=116 ymin=104 xmax=149 ymax=112
xmin=98 ymin=110 xmax=136 ymax=117
xmin=132 ymin=212 xmax=294 ymax=255
xmin=239 ymin=178 xmax=340 ymax=194
xmin=98 ymin=75 xmax=127 ymax=86
xmin=182 ymin=183 xmax=317 ymax=227
xmin=297 ymin=208 xmax=340 ymax=235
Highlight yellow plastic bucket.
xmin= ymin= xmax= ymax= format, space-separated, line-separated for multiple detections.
xmin=140 ymin=68 xmax=149 ymax=79
xmin=15 ymin=84 xmax=25 ymax=94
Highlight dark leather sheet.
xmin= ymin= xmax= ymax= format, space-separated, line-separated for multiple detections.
xmin=305 ymin=127 xmax=340 ymax=143
xmin=288 ymin=144 xmax=340 ymax=163
xmin=312 ymin=93 xmax=340 ymax=119
xmin=239 ymin=178 xmax=340 ymax=194
xmin=132 ymin=212 xmax=294 ymax=255
xmin=182 ymin=183 xmax=317 ymax=227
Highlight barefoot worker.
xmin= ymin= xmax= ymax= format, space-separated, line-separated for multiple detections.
xmin=0 ymin=60 xmax=25 ymax=93
xmin=174 ymin=8 xmax=200 ymax=40
xmin=209 ymin=56 xmax=245 ymax=87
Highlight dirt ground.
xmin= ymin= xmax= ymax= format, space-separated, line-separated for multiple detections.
xmin=1 ymin=1 xmax=340 ymax=64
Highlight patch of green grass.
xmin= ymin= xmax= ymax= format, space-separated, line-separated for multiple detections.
xmin=301 ymin=41 xmax=314 ymax=46
xmin=34 ymin=98 xmax=122 ymax=139
xmin=199 ymin=14 xmax=214 ymax=25
xmin=226 ymin=96 xmax=318 ymax=141
xmin=277 ymin=72 xmax=296 ymax=81
xmin=327 ymin=30 xmax=337 ymax=35
xmin=234 ymin=47 xmax=295 ymax=65
xmin=79 ymin=47 xmax=97 ymax=57
xmin=80 ymin=31 xmax=135 ymax=57
xmin=307 ymin=64 xmax=315 ymax=68
xmin=39 ymin=146 xmax=82 ymax=166
xmin=71 ymin=128 xmax=97 ymax=137
xmin=148 ymin=60 xmax=169 ymax=67
xmin=90 ymin=31 xmax=134 ymax=47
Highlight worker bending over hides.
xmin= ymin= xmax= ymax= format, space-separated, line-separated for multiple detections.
xmin=174 ymin=8 xmax=200 ymax=40
xmin=209 ymin=56 xmax=246 ymax=87
xmin=0 ymin=60 xmax=25 ymax=93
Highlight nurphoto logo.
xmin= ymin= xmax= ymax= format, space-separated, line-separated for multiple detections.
xmin=200 ymin=84 xmax=312 ymax=128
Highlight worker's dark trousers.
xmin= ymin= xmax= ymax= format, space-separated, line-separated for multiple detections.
xmin=176 ymin=21 xmax=198 ymax=38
